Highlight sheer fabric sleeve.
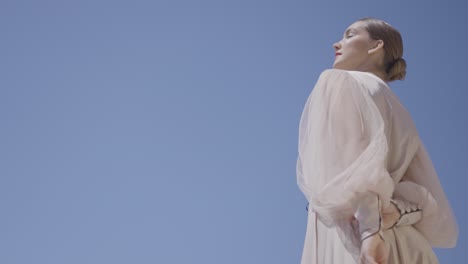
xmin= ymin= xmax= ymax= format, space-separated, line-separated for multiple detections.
xmin=296 ymin=69 xmax=394 ymax=254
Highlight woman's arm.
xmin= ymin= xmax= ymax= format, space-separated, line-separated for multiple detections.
xmin=355 ymin=194 xmax=423 ymax=239
xmin=354 ymin=193 xmax=383 ymax=241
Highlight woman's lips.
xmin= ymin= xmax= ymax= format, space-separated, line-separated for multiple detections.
xmin=335 ymin=52 xmax=342 ymax=57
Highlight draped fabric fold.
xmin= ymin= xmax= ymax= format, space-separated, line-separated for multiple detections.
xmin=394 ymin=142 xmax=458 ymax=248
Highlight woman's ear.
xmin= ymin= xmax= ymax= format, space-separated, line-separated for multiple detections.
xmin=368 ymin=40 xmax=384 ymax=55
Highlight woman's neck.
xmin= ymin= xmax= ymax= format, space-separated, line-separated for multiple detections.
xmin=357 ymin=64 xmax=388 ymax=83
xmin=369 ymin=70 xmax=388 ymax=83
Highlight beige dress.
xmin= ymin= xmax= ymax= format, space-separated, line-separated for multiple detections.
xmin=296 ymin=69 xmax=458 ymax=263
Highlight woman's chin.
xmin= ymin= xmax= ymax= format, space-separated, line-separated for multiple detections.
xmin=332 ymin=60 xmax=344 ymax=69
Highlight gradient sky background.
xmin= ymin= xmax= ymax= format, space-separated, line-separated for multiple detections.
xmin=1 ymin=0 xmax=466 ymax=263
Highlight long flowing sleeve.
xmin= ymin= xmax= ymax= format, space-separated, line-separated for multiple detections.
xmin=296 ymin=69 xmax=394 ymax=256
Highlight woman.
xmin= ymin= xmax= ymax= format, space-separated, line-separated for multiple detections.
xmin=296 ymin=18 xmax=458 ymax=264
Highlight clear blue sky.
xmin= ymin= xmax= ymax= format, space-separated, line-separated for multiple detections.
xmin=1 ymin=0 xmax=466 ymax=263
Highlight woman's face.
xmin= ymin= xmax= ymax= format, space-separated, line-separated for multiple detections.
xmin=332 ymin=21 xmax=377 ymax=71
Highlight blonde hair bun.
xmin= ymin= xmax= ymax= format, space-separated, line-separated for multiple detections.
xmin=388 ymin=58 xmax=407 ymax=81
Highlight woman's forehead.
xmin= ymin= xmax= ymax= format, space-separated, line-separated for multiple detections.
xmin=345 ymin=21 xmax=366 ymax=32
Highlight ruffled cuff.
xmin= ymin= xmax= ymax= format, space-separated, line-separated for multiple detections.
xmin=354 ymin=193 xmax=384 ymax=242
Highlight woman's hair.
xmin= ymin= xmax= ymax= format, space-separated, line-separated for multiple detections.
xmin=358 ymin=17 xmax=406 ymax=82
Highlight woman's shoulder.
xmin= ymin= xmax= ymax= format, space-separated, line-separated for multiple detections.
xmin=319 ymin=68 xmax=387 ymax=85
xmin=316 ymin=69 xmax=385 ymax=96
xmin=315 ymin=69 xmax=362 ymax=92
xmin=322 ymin=69 xmax=394 ymax=99
xmin=318 ymin=68 xmax=355 ymax=80
xmin=317 ymin=69 xmax=384 ymax=91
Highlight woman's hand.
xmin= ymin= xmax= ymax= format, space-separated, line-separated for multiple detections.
xmin=360 ymin=233 xmax=388 ymax=264
xmin=381 ymin=202 xmax=401 ymax=230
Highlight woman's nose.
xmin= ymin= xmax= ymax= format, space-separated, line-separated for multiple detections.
xmin=333 ymin=42 xmax=341 ymax=51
